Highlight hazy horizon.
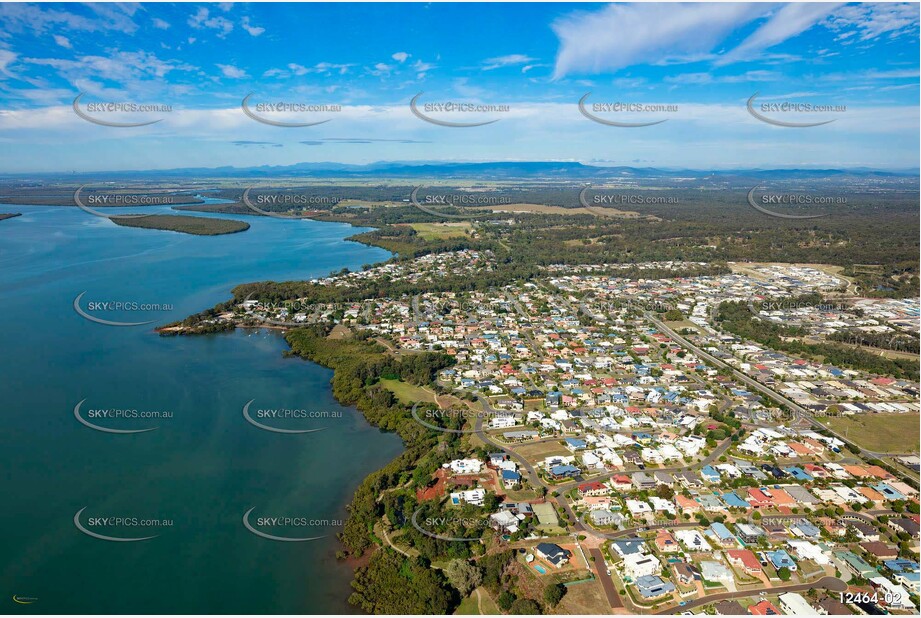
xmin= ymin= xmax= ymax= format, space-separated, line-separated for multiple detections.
xmin=0 ymin=2 xmax=918 ymax=173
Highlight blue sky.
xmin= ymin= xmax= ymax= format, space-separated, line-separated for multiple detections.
xmin=0 ymin=2 xmax=918 ymax=172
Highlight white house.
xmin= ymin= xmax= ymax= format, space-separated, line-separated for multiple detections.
xmin=622 ymin=553 xmax=662 ymax=579
xmin=448 ymin=459 xmax=483 ymax=474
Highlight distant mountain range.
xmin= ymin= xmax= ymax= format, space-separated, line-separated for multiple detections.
xmin=9 ymin=160 xmax=919 ymax=180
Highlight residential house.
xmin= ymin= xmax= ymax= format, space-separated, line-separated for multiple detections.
xmin=535 ymin=542 xmax=570 ymax=568
xmin=779 ymin=592 xmax=823 ymax=616
xmin=634 ymin=575 xmax=675 ymax=600
xmin=726 ymin=549 xmax=762 ymax=574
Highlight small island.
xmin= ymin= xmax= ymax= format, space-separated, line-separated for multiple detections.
xmin=0 ymin=213 xmax=22 ymax=221
xmin=111 ymin=214 xmax=250 ymax=236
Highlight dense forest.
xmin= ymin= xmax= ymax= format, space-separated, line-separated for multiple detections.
xmin=168 ymin=180 xmax=920 ymax=298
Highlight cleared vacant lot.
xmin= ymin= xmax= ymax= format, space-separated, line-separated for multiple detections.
xmin=406 ymin=221 xmax=471 ymax=240
xmin=513 ymin=440 xmax=571 ymax=462
xmin=379 ymin=378 xmax=437 ymax=405
xmin=819 ymin=412 xmax=920 ymax=453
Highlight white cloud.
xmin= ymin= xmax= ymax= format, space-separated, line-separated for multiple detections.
xmin=1 ymin=98 xmax=917 ymax=173
xmin=188 ymin=8 xmax=233 ymax=37
xmin=825 ymin=2 xmax=920 ymax=41
xmin=217 ymin=63 xmax=247 ymax=79
xmin=152 ymin=18 xmax=170 ymax=30
xmin=26 ymin=51 xmax=195 ymax=83
xmin=482 ymin=54 xmax=536 ymax=70
xmin=0 ymin=49 xmax=18 ymax=77
xmin=52 ymin=34 xmax=71 ymax=49
xmin=264 ymin=62 xmax=353 ymax=79
xmin=665 ymin=70 xmax=780 ymax=85
xmin=452 ymin=77 xmax=488 ymax=99
xmin=716 ymin=3 xmax=844 ymax=66
xmin=241 ymin=16 xmax=264 ymax=36
xmin=392 ymin=51 xmax=410 ymax=63
xmin=312 ymin=62 xmax=352 ymax=75
xmin=552 ymin=3 xmax=773 ymax=78
xmin=372 ymin=62 xmax=393 ymax=76
xmin=0 ymin=2 xmax=139 ymax=35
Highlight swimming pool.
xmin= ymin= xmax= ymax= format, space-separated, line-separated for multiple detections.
xmin=533 ymin=564 xmax=548 ymax=574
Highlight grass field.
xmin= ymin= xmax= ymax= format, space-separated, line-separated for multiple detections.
xmin=664 ymin=319 xmax=700 ymax=333
xmin=454 ymin=589 xmax=501 ymax=615
xmin=819 ymin=413 xmax=920 ymax=453
xmin=379 ymin=378 xmax=437 ymax=405
xmin=554 ymin=579 xmax=611 ymax=615
xmin=470 ymin=202 xmax=648 ymax=218
xmin=513 ymin=440 xmax=570 ymax=462
xmin=407 ymin=222 xmax=471 ymax=240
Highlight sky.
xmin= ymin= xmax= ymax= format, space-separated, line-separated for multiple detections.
xmin=0 ymin=2 xmax=918 ymax=173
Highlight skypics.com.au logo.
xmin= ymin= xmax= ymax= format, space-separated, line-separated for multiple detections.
xmin=241 ymin=188 xmax=339 ymax=218
xmin=578 ymin=93 xmax=677 ymax=127
xmin=242 ymin=507 xmax=339 ymax=542
xmin=409 ymin=187 xmax=512 ymax=219
xmin=73 ymin=93 xmax=171 ymax=127
xmin=410 ymin=92 xmax=509 ymax=127
xmin=241 ymin=94 xmax=341 ymax=127
xmin=73 ymin=399 xmax=172 ymax=434
xmin=74 ymin=507 xmax=172 ymax=542
xmin=746 ymin=185 xmax=846 ymax=219
xmin=747 ymin=92 xmax=845 ymax=128
xmin=242 ymin=399 xmax=338 ymax=434
xmin=73 ymin=291 xmax=174 ymax=327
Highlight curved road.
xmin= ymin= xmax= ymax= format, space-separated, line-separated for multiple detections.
xmin=654 ymin=576 xmax=848 ymax=614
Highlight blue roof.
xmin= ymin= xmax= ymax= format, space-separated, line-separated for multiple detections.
xmin=710 ymin=522 xmax=734 ymax=539
xmin=550 ymin=464 xmax=580 ymax=476
xmin=720 ymin=492 xmax=750 ymax=508
xmin=635 ymin=575 xmax=675 ymax=599
xmin=898 ymin=571 xmax=920 ymax=586
xmin=783 ymin=466 xmax=813 ymax=481
xmin=501 ymin=470 xmax=521 ymax=480
xmin=768 ymin=550 xmax=795 ymax=569
xmin=701 ymin=465 xmax=719 ymax=480
xmin=873 ymin=482 xmax=905 ymax=500
xmin=884 ymin=559 xmax=919 ymax=573
xmin=564 ymin=438 xmax=587 ymax=448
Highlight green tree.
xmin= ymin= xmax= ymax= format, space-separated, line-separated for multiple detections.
xmin=543 ymin=583 xmax=566 ymax=608
xmin=349 ymin=549 xmax=456 ymax=614
xmin=510 ymin=599 xmax=543 ymax=614
xmin=497 ymin=591 xmax=516 ymax=611
xmin=445 ymin=559 xmax=483 ymax=597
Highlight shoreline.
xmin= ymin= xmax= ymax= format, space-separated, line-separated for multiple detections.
xmin=159 ymin=216 xmax=402 ymax=612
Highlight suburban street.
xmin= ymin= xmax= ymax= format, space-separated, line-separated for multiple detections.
xmin=654 ymin=576 xmax=849 ymax=615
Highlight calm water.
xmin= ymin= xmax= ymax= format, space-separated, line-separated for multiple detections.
xmin=0 ymin=204 xmax=403 ymax=614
